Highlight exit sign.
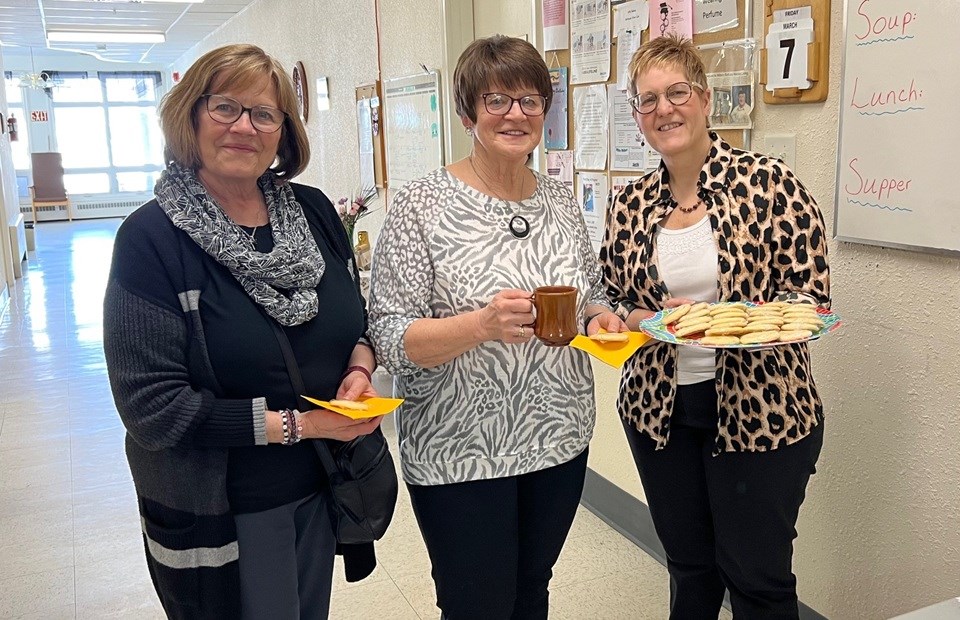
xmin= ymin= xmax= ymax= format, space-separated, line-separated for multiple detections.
xmin=30 ymin=111 xmax=48 ymax=122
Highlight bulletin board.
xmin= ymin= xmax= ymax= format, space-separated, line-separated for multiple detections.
xmin=383 ymin=71 xmax=444 ymax=188
xmin=552 ymin=0 xmax=750 ymax=174
xmin=834 ymin=0 xmax=959 ymax=254
xmin=548 ymin=0 xmax=751 ymax=237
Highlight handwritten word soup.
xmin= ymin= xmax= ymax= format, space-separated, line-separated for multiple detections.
xmin=855 ymin=0 xmax=917 ymax=40
xmin=844 ymin=158 xmax=912 ymax=201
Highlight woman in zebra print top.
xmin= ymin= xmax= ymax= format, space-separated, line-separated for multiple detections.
xmin=370 ymin=35 xmax=626 ymax=620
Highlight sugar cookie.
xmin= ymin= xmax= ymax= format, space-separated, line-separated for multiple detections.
xmin=739 ymin=330 xmax=780 ymax=345
xmin=778 ymin=330 xmax=814 ymax=342
xmin=781 ymin=322 xmax=821 ymax=333
xmin=329 ymin=399 xmax=371 ymax=411
xmin=674 ymin=322 xmax=711 ymax=338
xmin=699 ymin=335 xmax=740 ymax=346
xmin=589 ymin=332 xmax=629 ymax=342
xmin=662 ymin=304 xmax=691 ymax=325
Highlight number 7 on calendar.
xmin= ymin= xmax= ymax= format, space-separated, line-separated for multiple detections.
xmin=765 ymin=19 xmax=814 ymax=91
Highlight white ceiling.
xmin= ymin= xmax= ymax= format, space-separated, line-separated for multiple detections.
xmin=0 ymin=0 xmax=257 ymax=66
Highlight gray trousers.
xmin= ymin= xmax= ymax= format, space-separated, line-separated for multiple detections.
xmin=235 ymin=491 xmax=337 ymax=619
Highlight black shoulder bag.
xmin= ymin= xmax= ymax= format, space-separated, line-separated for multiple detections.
xmin=268 ymin=322 xmax=399 ymax=545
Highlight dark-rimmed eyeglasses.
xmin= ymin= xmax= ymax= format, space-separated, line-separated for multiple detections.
xmin=628 ymin=81 xmax=704 ymax=115
xmin=480 ymin=93 xmax=548 ymax=117
xmin=200 ymin=94 xmax=287 ymax=133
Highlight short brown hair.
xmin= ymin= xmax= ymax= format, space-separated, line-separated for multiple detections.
xmin=453 ymin=35 xmax=552 ymax=123
xmin=626 ymin=34 xmax=707 ymax=99
xmin=158 ymin=44 xmax=310 ymax=180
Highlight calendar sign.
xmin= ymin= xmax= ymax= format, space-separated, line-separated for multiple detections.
xmin=765 ymin=18 xmax=814 ymax=92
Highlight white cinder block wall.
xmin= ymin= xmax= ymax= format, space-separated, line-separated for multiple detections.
xmin=175 ymin=1 xmax=960 ymax=617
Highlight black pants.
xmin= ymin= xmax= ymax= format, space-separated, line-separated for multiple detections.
xmin=407 ymin=450 xmax=588 ymax=620
xmin=622 ymin=381 xmax=823 ymax=620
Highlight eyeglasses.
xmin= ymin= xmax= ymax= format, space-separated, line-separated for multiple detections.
xmin=200 ymin=94 xmax=287 ymax=133
xmin=628 ymin=81 xmax=704 ymax=115
xmin=480 ymin=93 xmax=548 ymax=117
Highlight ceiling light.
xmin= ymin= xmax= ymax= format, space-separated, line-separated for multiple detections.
xmin=92 ymin=0 xmax=206 ymax=3
xmin=47 ymin=31 xmax=166 ymax=44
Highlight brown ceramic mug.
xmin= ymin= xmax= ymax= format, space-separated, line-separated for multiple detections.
xmin=531 ymin=286 xmax=579 ymax=346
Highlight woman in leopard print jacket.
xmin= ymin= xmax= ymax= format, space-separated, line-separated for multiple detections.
xmin=600 ymin=35 xmax=829 ymax=619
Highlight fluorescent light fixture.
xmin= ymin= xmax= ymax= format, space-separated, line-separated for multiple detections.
xmin=91 ymin=0 xmax=205 ymax=3
xmin=47 ymin=31 xmax=166 ymax=44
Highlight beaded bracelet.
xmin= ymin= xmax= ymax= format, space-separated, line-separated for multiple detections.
xmin=279 ymin=409 xmax=303 ymax=446
xmin=341 ymin=365 xmax=373 ymax=383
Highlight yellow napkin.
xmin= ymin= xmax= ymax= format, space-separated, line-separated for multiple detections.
xmin=570 ymin=332 xmax=650 ymax=368
xmin=301 ymin=395 xmax=404 ymax=420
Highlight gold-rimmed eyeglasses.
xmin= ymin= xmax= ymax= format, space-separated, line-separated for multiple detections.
xmin=628 ymin=81 xmax=704 ymax=115
xmin=200 ymin=94 xmax=287 ymax=133
xmin=480 ymin=93 xmax=548 ymax=117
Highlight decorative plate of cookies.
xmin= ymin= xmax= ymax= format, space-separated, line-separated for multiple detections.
xmin=639 ymin=301 xmax=841 ymax=349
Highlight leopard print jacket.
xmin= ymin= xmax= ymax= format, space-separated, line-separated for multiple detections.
xmin=600 ymin=133 xmax=830 ymax=454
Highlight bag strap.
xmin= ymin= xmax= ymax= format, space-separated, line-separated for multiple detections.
xmin=265 ymin=319 xmax=341 ymax=475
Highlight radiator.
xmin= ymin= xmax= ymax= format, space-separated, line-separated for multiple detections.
xmin=20 ymin=196 xmax=148 ymax=222
xmin=8 ymin=213 xmax=27 ymax=278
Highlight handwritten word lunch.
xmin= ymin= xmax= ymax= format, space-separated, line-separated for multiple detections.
xmin=844 ymin=158 xmax=911 ymax=202
xmin=849 ymin=77 xmax=921 ymax=111
xmin=855 ymin=0 xmax=916 ymax=40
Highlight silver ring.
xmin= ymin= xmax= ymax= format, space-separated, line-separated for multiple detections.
xmin=517 ymin=326 xmax=525 ymax=338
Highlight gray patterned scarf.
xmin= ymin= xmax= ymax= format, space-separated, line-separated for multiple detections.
xmin=155 ymin=162 xmax=325 ymax=326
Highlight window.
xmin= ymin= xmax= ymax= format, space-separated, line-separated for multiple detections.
xmin=50 ymin=71 xmax=164 ymax=195
xmin=3 ymin=72 xmax=32 ymax=172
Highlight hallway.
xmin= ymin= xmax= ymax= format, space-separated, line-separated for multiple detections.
xmin=0 ymin=220 xmax=698 ymax=619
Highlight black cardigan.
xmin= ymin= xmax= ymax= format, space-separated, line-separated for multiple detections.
xmin=103 ymin=183 xmax=375 ymax=619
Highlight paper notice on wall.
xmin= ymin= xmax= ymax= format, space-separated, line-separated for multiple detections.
xmin=571 ymin=0 xmax=611 ymax=84
xmin=543 ymin=0 xmax=570 ymax=50
xmin=573 ymin=85 xmax=609 ymax=170
xmin=609 ymin=85 xmax=645 ymax=171
xmin=610 ymin=174 xmax=638 ymax=202
xmin=578 ymin=172 xmax=609 ymax=252
xmin=645 ymin=143 xmax=662 ymax=170
xmin=649 ymin=0 xmax=693 ymax=40
xmin=694 ymin=0 xmax=738 ymax=34
xmin=614 ymin=0 xmax=649 ymax=35
xmin=708 ymin=70 xmax=755 ymax=129
xmin=545 ymin=68 xmax=569 ymax=150
xmin=616 ymin=28 xmax=641 ymax=91
xmin=547 ymin=150 xmax=575 ymax=194
xmin=357 ymin=99 xmax=375 ymax=189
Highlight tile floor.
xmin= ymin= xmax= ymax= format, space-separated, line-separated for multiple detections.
xmin=0 ymin=220 xmax=733 ymax=619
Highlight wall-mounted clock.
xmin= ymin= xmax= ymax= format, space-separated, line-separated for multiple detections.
xmin=292 ymin=61 xmax=309 ymax=123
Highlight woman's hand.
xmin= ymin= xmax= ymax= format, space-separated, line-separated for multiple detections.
xmin=299 ymin=409 xmax=383 ymax=442
xmin=585 ymin=311 xmax=629 ymax=336
xmin=336 ymin=368 xmax=378 ymax=401
xmin=474 ymin=289 xmax=536 ymax=344
xmin=663 ymin=297 xmax=698 ymax=309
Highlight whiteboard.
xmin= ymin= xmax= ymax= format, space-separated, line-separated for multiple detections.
xmin=834 ymin=0 xmax=960 ymax=254
xmin=383 ymin=72 xmax=444 ymax=187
